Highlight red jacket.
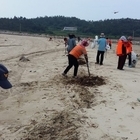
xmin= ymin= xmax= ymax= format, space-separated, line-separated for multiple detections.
xmin=126 ymin=41 xmax=132 ymax=54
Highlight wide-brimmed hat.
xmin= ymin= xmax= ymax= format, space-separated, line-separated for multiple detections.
xmin=0 ymin=64 xmax=12 ymax=89
xmin=100 ymin=33 xmax=105 ymax=37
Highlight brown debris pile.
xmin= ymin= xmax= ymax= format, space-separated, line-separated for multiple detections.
xmin=63 ymin=76 xmax=106 ymax=87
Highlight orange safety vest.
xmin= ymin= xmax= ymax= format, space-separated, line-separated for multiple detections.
xmin=70 ymin=44 xmax=87 ymax=59
xmin=126 ymin=41 xmax=132 ymax=54
xmin=116 ymin=40 xmax=125 ymax=56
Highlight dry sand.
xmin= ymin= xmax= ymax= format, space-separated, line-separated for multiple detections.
xmin=0 ymin=33 xmax=140 ymax=140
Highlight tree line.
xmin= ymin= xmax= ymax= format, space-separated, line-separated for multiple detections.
xmin=0 ymin=16 xmax=140 ymax=38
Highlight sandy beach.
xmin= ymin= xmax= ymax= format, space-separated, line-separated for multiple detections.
xmin=0 ymin=33 xmax=140 ymax=140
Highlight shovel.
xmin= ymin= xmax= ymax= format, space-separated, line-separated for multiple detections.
xmin=86 ymin=62 xmax=90 ymax=77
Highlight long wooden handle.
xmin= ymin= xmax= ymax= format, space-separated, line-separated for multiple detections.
xmin=86 ymin=63 xmax=90 ymax=77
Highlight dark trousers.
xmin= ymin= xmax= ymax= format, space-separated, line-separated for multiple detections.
xmin=64 ymin=54 xmax=79 ymax=76
xmin=117 ymin=55 xmax=127 ymax=70
xmin=128 ymin=52 xmax=132 ymax=66
xmin=96 ymin=50 xmax=105 ymax=64
xmin=109 ymin=44 xmax=111 ymax=49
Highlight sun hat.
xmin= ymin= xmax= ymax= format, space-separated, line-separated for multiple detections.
xmin=81 ymin=40 xmax=89 ymax=47
xmin=100 ymin=33 xmax=105 ymax=37
xmin=119 ymin=36 xmax=127 ymax=42
xmin=0 ymin=64 xmax=12 ymax=89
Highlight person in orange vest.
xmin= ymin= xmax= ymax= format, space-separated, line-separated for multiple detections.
xmin=62 ymin=40 xmax=89 ymax=78
xmin=126 ymin=36 xmax=133 ymax=68
xmin=116 ymin=36 xmax=128 ymax=70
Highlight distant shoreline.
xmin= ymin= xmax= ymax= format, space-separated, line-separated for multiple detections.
xmin=0 ymin=30 xmax=64 ymax=39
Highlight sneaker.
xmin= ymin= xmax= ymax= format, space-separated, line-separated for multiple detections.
xmin=95 ymin=62 xmax=99 ymax=64
xmin=62 ymin=73 xmax=67 ymax=77
xmin=72 ymin=76 xmax=78 ymax=79
xmin=129 ymin=65 xmax=132 ymax=68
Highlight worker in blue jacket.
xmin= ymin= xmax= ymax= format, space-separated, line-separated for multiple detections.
xmin=95 ymin=33 xmax=107 ymax=65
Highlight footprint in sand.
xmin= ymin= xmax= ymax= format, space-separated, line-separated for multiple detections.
xmin=18 ymin=110 xmax=26 ymax=114
xmin=118 ymin=125 xmax=130 ymax=132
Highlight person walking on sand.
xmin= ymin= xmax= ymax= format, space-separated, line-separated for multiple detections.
xmin=126 ymin=36 xmax=133 ymax=68
xmin=62 ymin=40 xmax=89 ymax=78
xmin=116 ymin=36 xmax=127 ymax=70
xmin=95 ymin=33 xmax=107 ymax=65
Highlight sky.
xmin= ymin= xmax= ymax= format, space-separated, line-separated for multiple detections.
xmin=0 ymin=0 xmax=140 ymax=21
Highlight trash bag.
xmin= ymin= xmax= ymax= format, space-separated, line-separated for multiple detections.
xmin=90 ymin=40 xmax=96 ymax=49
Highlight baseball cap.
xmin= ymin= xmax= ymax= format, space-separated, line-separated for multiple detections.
xmin=0 ymin=64 xmax=12 ymax=89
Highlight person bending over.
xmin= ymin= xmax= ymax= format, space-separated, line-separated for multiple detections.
xmin=62 ymin=40 xmax=89 ymax=78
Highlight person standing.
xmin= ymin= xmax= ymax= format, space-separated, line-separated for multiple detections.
xmin=95 ymin=33 xmax=107 ymax=65
xmin=77 ymin=36 xmax=82 ymax=42
xmin=126 ymin=36 xmax=133 ymax=68
xmin=62 ymin=40 xmax=89 ymax=78
xmin=67 ymin=34 xmax=76 ymax=53
xmin=106 ymin=37 xmax=112 ymax=49
xmin=64 ymin=37 xmax=68 ymax=47
xmin=116 ymin=36 xmax=127 ymax=70
xmin=64 ymin=37 xmax=68 ymax=54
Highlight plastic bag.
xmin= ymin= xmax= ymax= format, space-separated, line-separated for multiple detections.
xmin=106 ymin=45 xmax=110 ymax=50
xmin=131 ymin=51 xmax=137 ymax=67
xmin=90 ymin=40 xmax=96 ymax=49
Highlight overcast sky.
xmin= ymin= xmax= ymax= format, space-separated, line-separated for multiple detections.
xmin=1 ymin=0 xmax=140 ymax=21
